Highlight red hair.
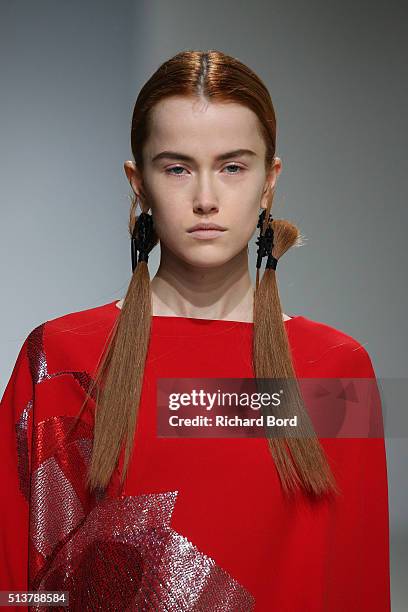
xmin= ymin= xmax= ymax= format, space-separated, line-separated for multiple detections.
xmin=76 ymin=50 xmax=339 ymax=500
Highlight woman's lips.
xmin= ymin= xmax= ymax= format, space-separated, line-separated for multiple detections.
xmin=188 ymin=229 xmax=226 ymax=239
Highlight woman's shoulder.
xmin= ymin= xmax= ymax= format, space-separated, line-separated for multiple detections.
xmin=25 ymin=300 xmax=118 ymax=374
xmin=2 ymin=301 xmax=119 ymax=424
xmin=288 ymin=315 xmax=376 ymax=378
xmin=41 ymin=300 xmax=118 ymax=334
xmin=289 ymin=314 xmax=365 ymax=345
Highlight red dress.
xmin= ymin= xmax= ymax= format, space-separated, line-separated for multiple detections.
xmin=0 ymin=300 xmax=391 ymax=611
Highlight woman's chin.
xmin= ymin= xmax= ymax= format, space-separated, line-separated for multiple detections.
xmin=179 ymin=253 xmax=237 ymax=270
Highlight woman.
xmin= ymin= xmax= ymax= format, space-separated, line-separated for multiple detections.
xmin=0 ymin=50 xmax=390 ymax=611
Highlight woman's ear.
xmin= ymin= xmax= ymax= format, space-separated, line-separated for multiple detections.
xmin=260 ymin=183 xmax=273 ymax=211
xmin=124 ymin=161 xmax=150 ymax=213
xmin=260 ymin=156 xmax=282 ymax=210
xmin=124 ymin=160 xmax=140 ymax=193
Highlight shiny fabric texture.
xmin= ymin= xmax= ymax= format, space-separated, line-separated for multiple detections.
xmin=19 ymin=322 xmax=255 ymax=611
xmin=31 ymin=491 xmax=254 ymax=611
xmin=0 ymin=301 xmax=391 ymax=611
xmin=15 ymin=400 xmax=32 ymax=501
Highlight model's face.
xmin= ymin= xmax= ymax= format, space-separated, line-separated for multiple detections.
xmin=125 ymin=95 xmax=281 ymax=268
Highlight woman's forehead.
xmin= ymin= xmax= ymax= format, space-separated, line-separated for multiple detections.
xmin=146 ymin=99 xmax=264 ymax=159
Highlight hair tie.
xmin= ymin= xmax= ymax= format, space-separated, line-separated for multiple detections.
xmin=131 ymin=212 xmax=154 ymax=272
xmin=256 ymin=210 xmax=278 ymax=270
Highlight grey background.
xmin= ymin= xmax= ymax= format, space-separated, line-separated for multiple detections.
xmin=1 ymin=0 xmax=406 ymax=607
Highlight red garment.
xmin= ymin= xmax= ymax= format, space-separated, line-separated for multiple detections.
xmin=0 ymin=300 xmax=390 ymax=611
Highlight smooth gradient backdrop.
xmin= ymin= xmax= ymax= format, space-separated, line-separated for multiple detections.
xmin=1 ymin=1 xmax=406 ymax=608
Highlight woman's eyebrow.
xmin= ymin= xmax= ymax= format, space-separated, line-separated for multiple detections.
xmin=151 ymin=148 xmax=257 ymax=163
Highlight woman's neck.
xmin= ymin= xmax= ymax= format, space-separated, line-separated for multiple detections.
xmin=114 ymin=297 xmax=291 ymax=322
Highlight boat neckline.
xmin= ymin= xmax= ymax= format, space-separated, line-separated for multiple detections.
xmin=110 ymin=300 xmax=302 ymax=325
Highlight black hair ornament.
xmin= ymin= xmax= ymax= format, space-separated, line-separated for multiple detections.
xmin=255 ymin=209 xmax=278 ymax=271
xmin=131 ymin=211 xmax=155 ymax=272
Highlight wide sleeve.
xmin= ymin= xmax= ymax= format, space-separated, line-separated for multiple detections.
xmin=0 ymin=332 xmax=33 ymax=601
xmin=321 ymin=340 xmax=391 ymax=611
xmin=355 ymin=347 xmax=391 ymax=610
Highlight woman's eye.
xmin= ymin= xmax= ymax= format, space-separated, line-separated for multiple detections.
xmin=223 ymin=164 xmax=243 ymax=174
xmin=165 ymin=166 xmax=187 ymax=176
xmin=165 ymin=164 xmax=244 ymax=177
